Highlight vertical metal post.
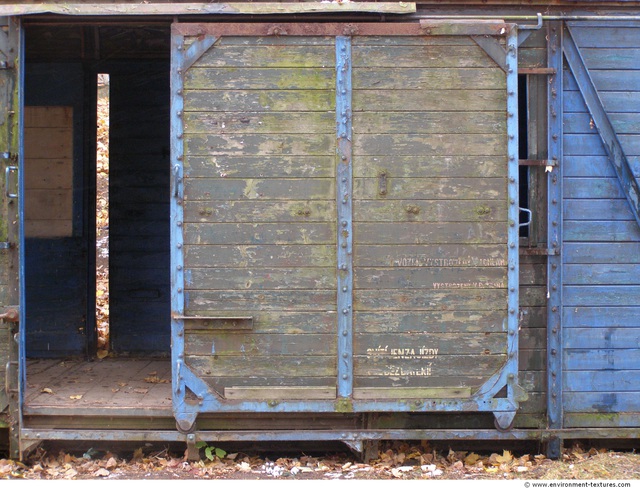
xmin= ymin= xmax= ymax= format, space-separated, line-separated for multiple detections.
xmin=170 ymin=32 xmax=186 ymax=415
xmin=335 ymin=36 xmax=353 ymax=399
xmin=505 ymin=26 xmax=520 ymax=408
xmin=546 ymin=21 xmax=564 ymax=458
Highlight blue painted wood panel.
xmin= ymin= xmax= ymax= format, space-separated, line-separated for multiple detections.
xmin=562 ymin=23 xmax=640 ymax=426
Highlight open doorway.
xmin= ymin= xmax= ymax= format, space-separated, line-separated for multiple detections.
xmin=22 ymin=24 xmax=172 ymax=415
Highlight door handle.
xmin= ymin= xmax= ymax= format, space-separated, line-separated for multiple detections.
xmin=5 ymin=166 xmax=17 ymax=199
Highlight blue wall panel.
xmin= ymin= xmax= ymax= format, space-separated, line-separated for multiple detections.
xmin=562 ymin=22 xmax=640 ymax=427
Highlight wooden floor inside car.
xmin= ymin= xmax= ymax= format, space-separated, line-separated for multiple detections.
xmin=24 ymin=359 xmax=172 ymax=413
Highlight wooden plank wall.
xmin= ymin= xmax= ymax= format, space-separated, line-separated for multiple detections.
xmin=108 ymin=61 xmax=171 ymax=355
xmin=182 ymin=36 xmax=338 ymax=397
xmin=23 ymin=63 xmax=87 ymax=357
xmin=24 ymin=106 xmax=74 ymax=237
xmin=562 ymin=23 xmax=640 ymax=428
xmin=350 ymin=36 xmax=510 ymax=398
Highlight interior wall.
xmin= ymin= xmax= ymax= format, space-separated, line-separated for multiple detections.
xmin=108 ymin=61 xmax=171 ymax=355
xmin=24 ymin=62 xmax=87 ymax=357
xmin=23 ymin=24 xmax=171 ymax=357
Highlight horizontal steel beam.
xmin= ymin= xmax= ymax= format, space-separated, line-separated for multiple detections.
xmin=20 ymin=428 xmax=640 ymax=443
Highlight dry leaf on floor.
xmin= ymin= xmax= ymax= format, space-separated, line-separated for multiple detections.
xmin=69 ymin=395 xmax=83 ymax=400
xmin=41 ymin=388 xmax=54 ymax=395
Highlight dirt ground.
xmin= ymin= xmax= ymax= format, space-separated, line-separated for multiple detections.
xmin=1 ymin=440 xmax=639 ymax=481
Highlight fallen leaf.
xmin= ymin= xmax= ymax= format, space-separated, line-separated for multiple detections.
xmin=70 ymin=395 xmax=82 ymax=400
xmin=94 ymin=468 xmax=110 ymax=477
xmin=465 ymin=453 xmax=481 ymax=465
xmin=106 ymin=457 xmax=117 ymax=469
xmin=41 ymin=388 xmax=54 ymax=395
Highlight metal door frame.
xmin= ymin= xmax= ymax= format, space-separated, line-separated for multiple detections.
xmin=170 ymin=21 xmax=523 ymax=433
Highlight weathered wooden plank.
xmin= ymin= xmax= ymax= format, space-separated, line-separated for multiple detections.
xmin=565 ymin=264 xmax=640 ymax=285
xmin=352 ymin=36 xmax=477 ymax=47
xmin=565 ymin=112 xmax=640 ymax=136
xmin=187 ymin=267 xmax=336 ymax=290
xmin=24 ymin=189 xmax=73 ymax=220
xmin=353 ymin=354 xmax=507 ymax=377
xmin=354 ymin=267 xmax=506 ymax=290
xmin=353 ymin=244 xmax=507 ymax=267
xmin=580 ymin=48 xmax=640 ymax=70
xmin=565 ymin=349 xmax=640 ymax=372
xmin=185 ymin=67 xmax=335 ymax=90
xmin=184 ymin=90 xmax=334 ymax=113
xmin=184 ymin=223 xmax=335 ymax=245
xmin=225 ymin=387 xmax=336 ymax=400
xmin=353 ymin=222 xmax=507 ymax=245
xmin=355 ymin=375 xmax=487 ymax=390
xmin=354 ymin=332 xmax=507 ymax=354
xmin=353 ymin=387 xmax=472 ymax=399
xmin=353 ymin=133 xmax=507 ymax=157
xmin=564 ymin=328 xmax=640 ymax=349
xmin=184 ymin=155 xmax=335 ymax=179
xmin=566 ymin=134 xmax=640 ymax=157
xmin=564 ymin=177 xmax=624 ymax=199
xmin=519 ymin=306 xmax=547 ymax=330
xmin=184 ymin=133 xmax=335 ymax=156
xmin=564 ymin=156 xmax=617 ymax=178
xmin=353 ymin=177 xmax=506 ymax=200
xmin=353 ymin=89 xmax=506 ymax=113
xmin=185 ymin=332 xmax=335 ymax=356
xmin=354 ymin=156 xmax=507 ymax=178
xmin=564 ymin=199 xmax=633 ymax=221
xmin=183 ymin=112 xmax=334 ymax=135
xmin=565 ymin=286 xmax=640 ymax=307
xmin=564 ymin=392 xmax=640 ymax=413
xmin=354 ymin=289 xmax=508 ymax=311
xmin=564 ymin=243 xmax=640 ymax=264
xmin=184 ymin=244 xmax=336 ymax=268
xmin=564 ymin=220 xmax=640 ymax=242
xmin=564 ymin=68 xmax=640 ymax=93
xmin=564 ymin=306 xmax=640 ymax=328
xmin=351 ymin=45 xmax=496 ymax=68
xmin=352 ymin=67 xmax=505 ymax=90
xmin=353 ymin=310 xmax=505 ymax=334
xmin=564 ymin=90 xmax=640 ymax=115
xmin=184 ymin=178 xmax=335 ymax=201
xmin=352 ymin=111 xmax=506 ymax=135
xmin=569 ymin=26 xmax=640 ymax=49
xmin=353 ymin=200 xmax=507 ymax=222
xmin=25 ymin=221 xmax=74 ymax=246
xmin=184 ymin=311 xmax=336 ymax=334
xmin=565 ymin=413 xmax=640 ymax=428
xmin=195 ymin=44 xmax=334 ymax=68
xmin=184 ymin=200 xmax=335 ymax=223
xmin=186 ymin=356 xmax=336 ymax=378
xmin=186 ymin=290 xmax=336 ymax=312
xmin=23 ymin=127 xmax=72 ymax=159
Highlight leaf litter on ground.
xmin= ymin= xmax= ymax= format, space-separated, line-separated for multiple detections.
xmin=2 ymin=442 xmax=638 ymax=480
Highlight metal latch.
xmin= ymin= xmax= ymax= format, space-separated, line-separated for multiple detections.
xmin=0 ymin=308 xmax=19 ymax=322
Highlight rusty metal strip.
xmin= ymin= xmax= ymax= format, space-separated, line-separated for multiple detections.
xmin=0 ymin=3 xmax=416 ymax=17
xmin=174 ymin=22 xmax=426 ymax=37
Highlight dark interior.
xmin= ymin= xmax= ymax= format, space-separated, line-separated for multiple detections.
xmin=24 ymin=23 xmax=172 ymax=358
